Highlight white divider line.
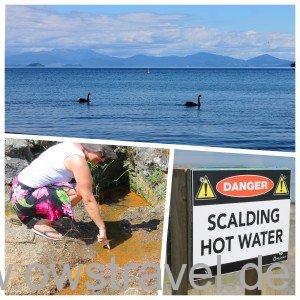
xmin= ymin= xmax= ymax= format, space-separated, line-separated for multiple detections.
xmin=4 ymin=132 xmax=295 ymax=158
xmin=158 ymin=148 xmax=174 ymax=296
xmin=0 ymin=1 xmax=5 ymax=297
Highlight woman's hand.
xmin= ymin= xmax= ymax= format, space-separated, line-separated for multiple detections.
xmin=97 ymin=228 xmax=110 ymax=248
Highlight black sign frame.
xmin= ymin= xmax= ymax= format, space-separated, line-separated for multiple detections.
xmin=188 ymin=168 xmax=291 ymax=276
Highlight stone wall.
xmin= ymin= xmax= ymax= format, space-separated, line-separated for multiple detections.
xmin=124 ymin=147 xmax=169 ymax=205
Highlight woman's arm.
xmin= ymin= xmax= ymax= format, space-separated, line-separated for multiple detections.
xmin=64 ymin=155 xmax=107 ymax=242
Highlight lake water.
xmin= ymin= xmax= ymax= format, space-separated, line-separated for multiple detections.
xmin=5 ymin=68 xmax=295 ymax=151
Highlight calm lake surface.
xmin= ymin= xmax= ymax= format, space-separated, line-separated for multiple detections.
xmin=5 ymin=68 xmax=295 ymax=151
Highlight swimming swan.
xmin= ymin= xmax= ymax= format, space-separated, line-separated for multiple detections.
xmin=185 ymin=94 xmax=202 ymax=107
xmin=78 ymin=93 xmax=91 ymax=103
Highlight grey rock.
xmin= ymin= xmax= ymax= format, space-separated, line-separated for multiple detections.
xmin=124 ymin=147 xmax=168 ymax=205
xmin=143 ymin=170 xmax=149 ymax=177
xmin=5 ymin=157 xmax=28 ymax=185
xmin=5 ymin=139 xmax=33 ymax=161
xmin=153 ymin=157 xmax=161 ymax=165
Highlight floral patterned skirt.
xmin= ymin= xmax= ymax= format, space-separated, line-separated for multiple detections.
xmin=10 ymin=177 xmax=74 ymax=227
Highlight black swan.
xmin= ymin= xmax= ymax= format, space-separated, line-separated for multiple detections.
xmin=78 ymin=93 xmax=91 ymax=103
xmin=185 ymin=94 xmax=202 ymax=107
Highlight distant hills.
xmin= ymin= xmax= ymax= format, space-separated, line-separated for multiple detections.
xmin=6 ymin=49 xmax=293 ymax=68
xmin=26 ymin=63 xmax=45 ymax=68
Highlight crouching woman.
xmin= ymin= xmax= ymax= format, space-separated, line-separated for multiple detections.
xmin=10 ymin=142 xmax=117 ymax=243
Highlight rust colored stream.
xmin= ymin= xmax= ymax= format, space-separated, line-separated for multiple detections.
xmin=59 ymin=190 xmax=162 ymax=295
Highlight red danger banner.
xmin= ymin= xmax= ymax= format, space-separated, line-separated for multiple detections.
xmin=216 ymin=175 xmax=274 ymax=197
xmin=192 ymin=169 xmax=290 ymax=206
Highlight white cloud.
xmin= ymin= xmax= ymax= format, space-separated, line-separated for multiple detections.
xmin=245 ymin=30 xmax=257 ymax=36
xmin=6 ymin=6 xmax=295 ymax=60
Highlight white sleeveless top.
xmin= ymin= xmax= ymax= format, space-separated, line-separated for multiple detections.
xmin=18 ymin=142 xmax=85 ymax=188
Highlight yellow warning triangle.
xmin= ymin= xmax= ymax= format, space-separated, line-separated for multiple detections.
xmin=274 ymin=174 xmax=289 ymax=195
xmin=196 ymin=175 xmax=216 ymax=200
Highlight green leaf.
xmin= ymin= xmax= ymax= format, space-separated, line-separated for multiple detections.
xmin=18 ymin=198 xmax=34 ymax=208
xmin=56 ymin=190 xmax=70 ymax=204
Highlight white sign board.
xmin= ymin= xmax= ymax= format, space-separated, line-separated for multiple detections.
xmin=190 ymin=169 xmax=290 ymax=276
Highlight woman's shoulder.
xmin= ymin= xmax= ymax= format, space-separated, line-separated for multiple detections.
xmin=53 ymin=142 xmax=84 ymax=156
xmin=64 ymin=153 xmax=88 ymax=172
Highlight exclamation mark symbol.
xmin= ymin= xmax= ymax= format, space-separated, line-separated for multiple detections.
xmin=280 ymin=180 xmax=283 ymax=193
xmin=204 ymin=182 xmax=207 ymax=197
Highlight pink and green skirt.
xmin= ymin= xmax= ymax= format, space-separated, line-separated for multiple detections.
xmin=10 ymin=177 xmax=74 ymax=227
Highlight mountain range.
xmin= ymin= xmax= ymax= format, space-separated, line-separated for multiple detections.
xmin=5 ymin=49 xmax=293 ymax=68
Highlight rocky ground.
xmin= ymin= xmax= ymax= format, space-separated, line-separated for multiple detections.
xmin=5 ymin=216 xmax=95 ymax=295
xmin=5 ymin=192 xmax=165 ymax=295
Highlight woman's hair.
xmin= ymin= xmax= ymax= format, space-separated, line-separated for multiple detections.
xmin=81 ymin=143 xmax=117 ymax=160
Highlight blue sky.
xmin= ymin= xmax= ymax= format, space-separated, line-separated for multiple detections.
xmin=6 ymin=5 xmax=295 ymax=60
xmin=50 ymin=5 xmax=295 ymax=34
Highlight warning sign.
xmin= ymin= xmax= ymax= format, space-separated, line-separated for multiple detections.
xmin=216 ymin=174 xmax=274 ymax=198
xmin=196 ymin=176 xmax=216 ymax=200
xmin=190 ymin=169 xmax=291 ymax=276
xmin=274 ymin=174 xmax=289 ymax=195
